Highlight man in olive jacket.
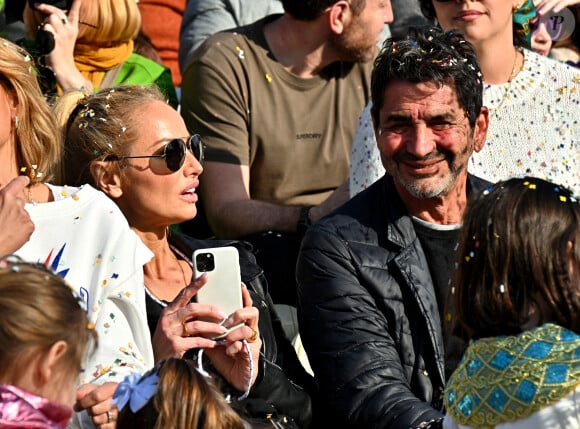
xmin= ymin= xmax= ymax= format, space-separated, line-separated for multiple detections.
xmin=297 ymin=27 xmax=490 ymax=429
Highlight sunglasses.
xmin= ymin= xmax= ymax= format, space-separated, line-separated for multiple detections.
xmin=106 ymin=135 xmax=204 ymax=172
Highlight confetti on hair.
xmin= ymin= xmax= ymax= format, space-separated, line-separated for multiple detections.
xmin=560 ymin=195 xmax=568 ymax=202
xmin=499 ymin=284 xmax=505 ymax=293
xmin=79 ymin=108 xmax=95 ymax=119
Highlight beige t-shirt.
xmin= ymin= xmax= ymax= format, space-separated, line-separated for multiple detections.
xmin=181 ymin=15 xmax=371 ymax=206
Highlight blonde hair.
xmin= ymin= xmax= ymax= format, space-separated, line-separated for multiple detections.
xmin=117 ymin=358 xmax=245 ymax=429
xmin=25 ymin=0 xmax=141 ymax=44
xmin=53 ymin=85 xmax=166 ymax=186
xmin=0 ymin=257 xmax=96 ymax=383
xmin=0 ymin=40 xmax=62 ymax=184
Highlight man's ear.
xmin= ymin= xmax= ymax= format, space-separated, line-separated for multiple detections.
xmin=38 ymin=341 xmax=68 ymax=385
xmin=327 ymin=0 xmax=350 ymax=34
xmin=473 ymin=106 xmax=489 ymax=153
xmin=90 ymin=161 xmax=123 ymax=199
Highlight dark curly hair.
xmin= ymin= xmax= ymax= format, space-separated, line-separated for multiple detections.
xmin=370 ymin=26 xmax=483 ymax=129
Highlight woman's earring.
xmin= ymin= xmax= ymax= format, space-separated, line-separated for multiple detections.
xmin=14 ymin=116 xmax=19 ymax=130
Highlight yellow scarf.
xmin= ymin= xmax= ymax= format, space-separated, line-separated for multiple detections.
xmin=73 ymin=40 xmax=134 ymax=90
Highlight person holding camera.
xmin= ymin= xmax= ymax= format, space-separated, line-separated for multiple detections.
xmin=54 ymin=85 xmax=318 ymax=428
xmin=22 ymin=0 xmax=177 ymax=106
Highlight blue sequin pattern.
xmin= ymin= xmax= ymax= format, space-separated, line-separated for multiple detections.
xmin=445 ymin=324 xmax=580 ymax=428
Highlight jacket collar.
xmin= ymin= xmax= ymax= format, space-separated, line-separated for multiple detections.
xmin=381 ymin=173 xmax=490 ymax=250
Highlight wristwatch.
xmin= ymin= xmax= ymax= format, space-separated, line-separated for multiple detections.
xmin=296 ymin=206 xmax=313 ymax=238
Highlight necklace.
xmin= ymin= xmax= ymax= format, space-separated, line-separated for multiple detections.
xmin=144 ymin=244 xmax=193 ymax=307
xmin=490 ymin=47 xmax=524 ymax=117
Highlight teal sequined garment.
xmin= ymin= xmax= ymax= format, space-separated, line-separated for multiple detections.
xmin=445 ymin=324 xmax=580 ymax=428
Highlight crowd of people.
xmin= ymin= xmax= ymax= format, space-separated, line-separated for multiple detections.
xmin=0 ymin=1 xmax=578 ymax=429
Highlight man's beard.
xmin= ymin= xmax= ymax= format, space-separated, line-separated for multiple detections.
xmin=328 ymin=26 xmax=377 ymax=63
xmin=385 ymin=148 xmax=468 ymax=199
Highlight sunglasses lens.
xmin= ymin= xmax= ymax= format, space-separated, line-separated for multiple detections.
xmin=165 ymin=139 xmax=186 ymax=172
xmin=190 ymin=134 xmax=204 ymax=164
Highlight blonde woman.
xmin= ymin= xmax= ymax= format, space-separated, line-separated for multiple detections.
xmin=23 ymin=0 xmax=177 ymax=105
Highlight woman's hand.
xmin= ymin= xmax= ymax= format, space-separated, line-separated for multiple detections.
xmin=75 ymin=382 xmax=118 ymax=429
xmin=205 ymin=284 xmax=262 ymax=392
xmin=33 ymin=0 xmax=91 ymax=92
xmin=534 ymin=0 xmax=580 ymax=15
xmin=0 ymin=176 xmax=34 ymax=256
xmin=151 ymin=274 xmax=230 ymax=361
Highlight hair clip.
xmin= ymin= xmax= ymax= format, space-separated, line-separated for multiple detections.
xmin=113 ymin=371 xmax=159 ymax=413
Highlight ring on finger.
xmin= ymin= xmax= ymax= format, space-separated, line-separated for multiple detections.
xmin=106 ymin=409 xmax=114 ymax=423
xmin=247 ymin=327 xmax=258 ymax=343
xmin=182 ymin=320 xmax=191 ymax=337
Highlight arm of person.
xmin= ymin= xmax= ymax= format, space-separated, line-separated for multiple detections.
xmin=32 ymin=0 xmax=93 ymax=93
xmin=535 ymin=0 xmax=580 ymax=14
xmin=244 ymin=288 xmax=314 ymax=428
xmin=297 ymin=226 xmax=443 ymax=429
xmin=201 ymin=161 xmax=349 ymax=238
xmin=0 ymin=176 xmax=34 ymax=256
xmin=178 ymin=0 xmax=238 ymax=72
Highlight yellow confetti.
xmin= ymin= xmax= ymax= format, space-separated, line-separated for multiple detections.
xmin=265 ymin=73 xmax=272 ymax=83
xmin=72 ymin=194 xmax=80 ymax=201
xmin=528 ymin=184 xmax=536 ymax=189
xmin=560 ymin=196 xmax=567 ymax=202
xmin=125 ymin=291 xmax=132 ymax=298
xmin=101 ymin=279 xmax=107 ymax=286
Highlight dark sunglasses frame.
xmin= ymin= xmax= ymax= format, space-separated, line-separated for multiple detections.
xmin=105 ymin=134 xmax=204 ymax=172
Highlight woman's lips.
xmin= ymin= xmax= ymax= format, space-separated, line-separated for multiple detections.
xmin=455 ymin=10 xmax=484 ymax=22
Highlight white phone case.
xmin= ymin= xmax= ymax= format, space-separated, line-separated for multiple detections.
xmin=193 ymin=246 xmax=243 ymax=338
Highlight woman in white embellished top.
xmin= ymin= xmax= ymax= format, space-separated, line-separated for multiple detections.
xmin=443 ymin=177 xmax=580 ymax=429
xmin=350 ymin=0 xmax=580 ymax=196
xmin=0 ymin=39 xmax=154 ymax=429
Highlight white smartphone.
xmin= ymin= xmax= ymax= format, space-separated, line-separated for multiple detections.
xmin=193 ymin=246 xmax=244 ymax=339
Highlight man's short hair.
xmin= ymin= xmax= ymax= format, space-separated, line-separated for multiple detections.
xmin=282 ymin=0 xmax=366 ymax=21
xmin=370 ymin=26 xmax=483 ymax=128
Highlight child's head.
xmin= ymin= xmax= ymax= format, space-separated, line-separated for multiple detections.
xmin=0 ymin=257 xmax=96 ymax=407
xmin=115 ymin=358 xmax=245 ymax=429
xmin=452 ymin=177 xmax=580 ymax=340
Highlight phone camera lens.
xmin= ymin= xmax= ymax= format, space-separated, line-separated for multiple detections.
xmin=196 ymin=253 xmax=215 ymax=272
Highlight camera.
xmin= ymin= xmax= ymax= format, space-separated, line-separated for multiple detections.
xmin=29 ymin=0 xmax=74 ymax=9
xmin=31 ymin=0 xmax=74 ymax=56
xmin=195 ymin=252 xmax=215 ymax=272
